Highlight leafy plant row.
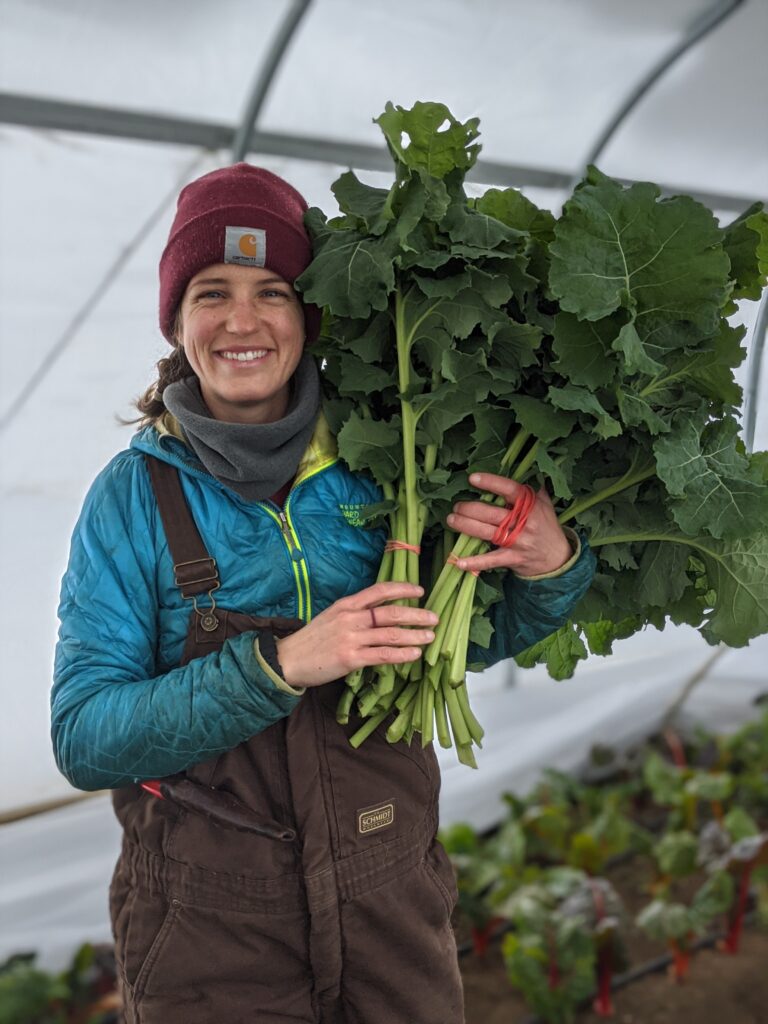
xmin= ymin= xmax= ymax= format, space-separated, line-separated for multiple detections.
xmin=440 ymin=710 xmax=768 ymax=1022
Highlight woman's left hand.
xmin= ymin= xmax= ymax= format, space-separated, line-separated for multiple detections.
xmin=446 ymin=472 xmax=572 ymax=577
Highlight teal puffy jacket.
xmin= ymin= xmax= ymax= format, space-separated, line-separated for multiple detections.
xmin=51 ymin=416 xmax=596 ymax=791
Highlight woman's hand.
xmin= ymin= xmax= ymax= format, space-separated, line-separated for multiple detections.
xmin=446 ymin=472 xmax=572 ymax=577
xmin=275 ymin=582 xmax=439 ymax=688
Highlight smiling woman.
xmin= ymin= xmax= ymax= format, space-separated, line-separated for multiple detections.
xmin=49 ymin=160 xmax=594 ymax=1024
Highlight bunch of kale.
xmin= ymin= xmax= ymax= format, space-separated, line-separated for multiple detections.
xmin=296 ymin=101 xmax=768 ymax=762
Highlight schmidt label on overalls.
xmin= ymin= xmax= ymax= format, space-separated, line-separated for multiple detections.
xmin=224 ymin=226 xmax=267 ymax=266
xmin=357 ymin=800 xmax=395 ymax=835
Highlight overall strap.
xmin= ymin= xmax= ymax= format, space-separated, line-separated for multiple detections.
xmin=144 ymin=455 xmax=221 ymax=602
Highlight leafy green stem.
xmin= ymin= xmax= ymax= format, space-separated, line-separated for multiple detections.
xmin=557 ymin=457 xmax=656 ymax=526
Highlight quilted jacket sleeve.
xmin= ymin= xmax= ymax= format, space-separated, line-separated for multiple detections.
xmin=51 ymin=454 xmax=302 ymax=792
xmin=467 ymin=529 xmax=596 ymax=669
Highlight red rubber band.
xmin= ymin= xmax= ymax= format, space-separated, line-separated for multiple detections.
xmin=491 ymin=485 xmax=536 ymax=548
xmin=384 ymin=539 xmax=422 ymax=554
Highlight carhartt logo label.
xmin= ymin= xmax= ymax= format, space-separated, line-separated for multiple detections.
xmin=358 ymin=802 xmax=395 ymax=835
xmin=224 ymin=226 xmax=266 ymax=267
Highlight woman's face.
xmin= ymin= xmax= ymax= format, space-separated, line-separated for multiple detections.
xmin=177 ymin=263 xmax=305 ymax=424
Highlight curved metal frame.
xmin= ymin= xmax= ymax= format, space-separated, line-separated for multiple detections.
xmin=744 ymin=289 xmax=768 ymax=452
xmin=231 ymin=0 xmax=313 ymax=164
xmin=575 ymin=0 xmax=745 ymax=177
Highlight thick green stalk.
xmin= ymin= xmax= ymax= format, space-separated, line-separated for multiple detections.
xmin=395 ymin=289 xmax=420 ymax=590
xmin=558 ymin=457 xmax=656 ymax=526
xmin=425 ymin=587 xmax=459 ymax=666
xmin=349 ymin=707 xmax=391 ymax=749
xmin=455 ymin=682 xmax=484 ymax=745
xmin=434 ymin=687 xmax=452 ymax=749
xmin=349 ymin=677 xmax=408 ymax=748
xmin=420 ymin=684 xmax=435 ymax=746
xmin=442 ymin=673 xmax=472 ymax=747
xmin=499 ymin=426 xmax=531 ymax=473
xmin=336 ymin=686 xmax=356 ymax=724
xmin=448 ymin=588 xmax=475 ymax=686
xmin=442 ymin=571 xmax=476 ymax=662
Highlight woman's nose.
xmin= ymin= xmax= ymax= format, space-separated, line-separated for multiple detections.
xmin=226 ymin=300 xmax=262 ymax=334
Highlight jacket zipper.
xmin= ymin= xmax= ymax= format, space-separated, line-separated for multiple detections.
xmin=159 ymin=438 xmax=337 ymax=624
xmin=263 ymin=457 xmax=339 ymax=622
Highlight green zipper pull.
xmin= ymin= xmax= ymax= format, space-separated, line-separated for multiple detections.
xmin=278 ymin=510 xmax=304 ymax=562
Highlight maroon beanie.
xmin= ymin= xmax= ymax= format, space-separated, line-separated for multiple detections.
xmin=159 ymin=162 xmax=320 ymax=343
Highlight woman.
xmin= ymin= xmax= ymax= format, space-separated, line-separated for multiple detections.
xmin=52 ymin=163 xmax=596 ymax=1024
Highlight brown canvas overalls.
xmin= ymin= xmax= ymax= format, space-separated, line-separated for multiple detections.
xmin=108 ymin=456 xmax=463 ymax=1024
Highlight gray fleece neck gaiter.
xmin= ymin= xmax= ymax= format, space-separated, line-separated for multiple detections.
xmin=162 ymin=351 xmax=321 ymax=502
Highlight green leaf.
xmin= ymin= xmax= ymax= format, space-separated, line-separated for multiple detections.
xmin=506 ymin=395 xmax=578 ymax=445
xmin=591 ymin=528 xmax=768 ymax=647
xmin=336 ymin=412 xmax=402 ymax=484
xmin=442 ymin=201 xmax=524 ymax=251
xmin=329 ymin=350 xmax=398 ymax=397
xmin=548 ymin=384 xmax=622 ymax=439
xmin=534 ymin=447 xmax=573 ymax=501
xmin=656 ymin=830 xmax=699 ymax=878
xmin=684 ymin=771 xmax=734 ymax=803
xmin=551 ymin=312 xmax=617 ymax=389
xmin=550 ymin=166 xmax=731 ymax=333
xmin=331 ymin=170 xmax=394 ymax=235
xmin=724 ymin=807 xmax=760 ymax=841
xmin=616 ymin=388 xmax=670 ymax=435
xmin=612 ymin=321 xmax=665 ymax=377
xmin=635 ymin=319 xmax=747 ymax=411
xmin=515 ymin=622 xmax=589 ymax=680
xmin=654 ymin=414 xmax=768 ymax=540
xmin=297 ymin=214 xmax=398 ymax=319
xmin=375 ymin=100 xmax=480 ymax=179
xmin=722 ymin=203 xmax=768 ymax=300
xmin=690 ymin=871 xmax=735 ymax=930
xmin=468 ymin=613 xmax=495 ymax=648
xmin=473 ymin=187 xmax=556 ymax=242
xmin=635 ymin=541 xmax=690 ymax=607
xmin=582 ymin=618 xmax=617 ymax=655
xmin=637 ymin=899 xmax=692 ymax=941
xmin=488 ymin=320 xmax=543 ymax=371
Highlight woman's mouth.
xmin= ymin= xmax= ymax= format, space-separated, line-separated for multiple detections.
xmin=218 ymin=349 xmax=270 ymax=363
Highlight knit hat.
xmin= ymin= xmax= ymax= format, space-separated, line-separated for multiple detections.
xmin=159 ymin=162 xmax=320 ymax=343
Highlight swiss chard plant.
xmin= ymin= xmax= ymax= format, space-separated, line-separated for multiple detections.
xmin=296 ymin=99 xmax=768 ymax=765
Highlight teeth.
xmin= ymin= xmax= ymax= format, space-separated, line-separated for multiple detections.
xmin=221 ymin=350 xmax=268 ymax=361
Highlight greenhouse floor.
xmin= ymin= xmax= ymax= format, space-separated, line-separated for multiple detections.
xmin=460 ymin=846 xmax=768 ymax=1024
xmin=462 ymin=929 xmax=768 ymax=1024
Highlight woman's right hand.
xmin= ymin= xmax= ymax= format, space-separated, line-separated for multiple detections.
xmin=275 ymin=582 xmax=439 ymax=689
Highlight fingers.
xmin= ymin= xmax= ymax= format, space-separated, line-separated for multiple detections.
xmin=467 ymin=472 xmax=530 ymax=503
xmin=453 ymin=549 xmax=522 ymax=573
xmin=366 ymin=604 xmax=439 ymax=629
xmin=344 ymin=581 xmax=424 ymax=610
xmin=446 ymin=508 xmax=499 ymax=543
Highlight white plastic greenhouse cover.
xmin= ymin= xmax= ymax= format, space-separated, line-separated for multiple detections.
xmin=1 ymin=1 xmax=767 ymax=959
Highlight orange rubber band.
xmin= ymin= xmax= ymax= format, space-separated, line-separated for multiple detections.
xmin=491 ymin=485 xmax=536 ymax=548
xmin=447 ymin=553 xmax=479 ymax=577
xmin=384 ymin=539 xmax=422 ymax=554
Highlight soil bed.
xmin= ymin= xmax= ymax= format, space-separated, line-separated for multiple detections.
xmin=459 ymin=852 xmax=768 ymax=1024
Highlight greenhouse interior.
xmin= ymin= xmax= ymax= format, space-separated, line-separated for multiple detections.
xmin=1 ymin=0 xmax=767 ymax=1021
